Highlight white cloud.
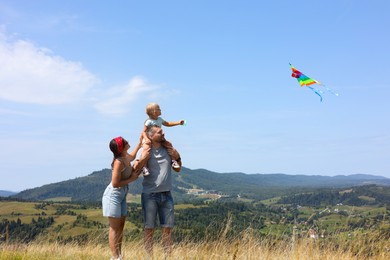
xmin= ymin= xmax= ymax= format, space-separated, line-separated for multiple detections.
xmin=0 ymin=30 xmax=170 ymax=116
xmin=94 ymin=76 xmax=159 ymax=116
xmin=0 ymin=31 xmax=99 ymax=104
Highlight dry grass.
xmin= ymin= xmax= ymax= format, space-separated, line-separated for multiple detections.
xmin=1 ymin=229 xmax=389 ymax=260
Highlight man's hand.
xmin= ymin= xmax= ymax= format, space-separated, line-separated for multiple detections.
xmin=172 ymin=158 xmax=182 ymax=173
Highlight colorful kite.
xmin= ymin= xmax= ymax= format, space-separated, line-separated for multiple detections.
xmin=289 ymin=63 xmax=338 ymax=102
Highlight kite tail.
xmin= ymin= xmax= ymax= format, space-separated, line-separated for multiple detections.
xmin=308 ymin=87 xmax=323 ymax=102
xmin=318 ymin=83 xmax=339 ymax=96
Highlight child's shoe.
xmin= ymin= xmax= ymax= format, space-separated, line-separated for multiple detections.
xmin=171 ymin=160 xmax=180 ymax=169
xmin=143 ymin=167 xmax=150 ymax=176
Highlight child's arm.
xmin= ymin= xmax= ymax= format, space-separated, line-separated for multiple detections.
xmin=162 ymin=120 xmax=185 ymax=127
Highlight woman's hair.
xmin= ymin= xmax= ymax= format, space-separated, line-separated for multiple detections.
xmin=146 ymin=103 xmax=159 ymax=117
xmin=109 ymin=136 xmax=128 ymax=167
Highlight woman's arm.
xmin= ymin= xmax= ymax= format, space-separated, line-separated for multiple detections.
xmin=128 ymin=138 xmax=142 ymax=161
xmin=132 ymin=160 xmax=144 ymax=177
xmin=111 ymin=159 xmax=140 ymax=187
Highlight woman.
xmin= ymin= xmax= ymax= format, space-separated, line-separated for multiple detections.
xmin=102 ymin=136 xmax=142 ymax=260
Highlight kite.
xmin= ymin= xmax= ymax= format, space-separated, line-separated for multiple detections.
xmin=289 ymin=63 xmax=338 ymax=102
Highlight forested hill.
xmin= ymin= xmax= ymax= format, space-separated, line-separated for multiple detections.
xmin=10 ymin=167 xmax=390 ymax=202
xmin=0 ymin=190 xmax=17 ymax=197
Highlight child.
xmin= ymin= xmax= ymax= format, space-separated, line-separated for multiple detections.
xmin=141 ymin=103 xmax=184 ymax=176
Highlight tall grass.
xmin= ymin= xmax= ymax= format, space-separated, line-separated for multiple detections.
xmin=1 ymin=228 xmax=389 ymax=260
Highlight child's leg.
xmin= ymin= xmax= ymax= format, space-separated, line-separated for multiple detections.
xmin=140 ymin=139 xmax=151 ymax=164
xmin=138 ymin=139 xmax=151 ymax=176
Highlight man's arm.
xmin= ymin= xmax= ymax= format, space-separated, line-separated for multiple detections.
xmin=166 ymin=146 xmax=182 ymax=172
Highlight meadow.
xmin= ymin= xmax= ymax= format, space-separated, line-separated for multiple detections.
xmin=1 ymin=229 xmax=389 ymax=259
xmin=1 ymin=197 xmax=389 ymax=259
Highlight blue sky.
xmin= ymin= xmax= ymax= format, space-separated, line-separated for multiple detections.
xmin=1 ymin=0 xmax=389 ymax=191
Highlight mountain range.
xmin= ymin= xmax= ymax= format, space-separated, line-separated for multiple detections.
xmin=0 ymin=190 xmax=18 ymax=197
xmin=8 ymin=167 xmax=390 ymax=202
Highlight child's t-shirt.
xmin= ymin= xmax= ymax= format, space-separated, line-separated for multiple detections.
xmin=145 ymin=117 xmax=164 ymax=127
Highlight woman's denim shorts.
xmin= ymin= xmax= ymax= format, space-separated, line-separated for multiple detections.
xmin=141 ymin=191 xmax=174 ymax=228
xmin=102 ymin=183 xmax=128 ymax=218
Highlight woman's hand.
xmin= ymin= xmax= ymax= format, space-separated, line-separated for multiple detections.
xmin=132 ymin=160 xmax=143 ymax=177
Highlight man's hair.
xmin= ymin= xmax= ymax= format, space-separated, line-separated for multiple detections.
xmin=146 ymin=124 xmax=160 ymax=137
xmin=146 ymin=103 xmax=159 ymax=117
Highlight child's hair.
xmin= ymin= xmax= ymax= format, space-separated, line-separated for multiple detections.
xmin=146 ymin=103 xmax=159 ymax=117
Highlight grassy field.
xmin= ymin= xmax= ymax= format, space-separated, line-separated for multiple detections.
xmin=1 ymin=200 xmax=389 ymax=259
xmin=1 ymin=230 xmax=389 ymax=259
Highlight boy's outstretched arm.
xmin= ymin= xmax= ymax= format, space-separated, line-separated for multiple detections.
xmin=163 ymin=120 xmax=185 ymax=127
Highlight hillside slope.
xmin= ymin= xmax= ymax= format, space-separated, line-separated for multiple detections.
xmin=11 ymin=167 xmax=390 ymax=202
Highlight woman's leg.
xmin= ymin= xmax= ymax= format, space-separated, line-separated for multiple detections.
xmin=108 ymin=216 xmax=126 ymax=258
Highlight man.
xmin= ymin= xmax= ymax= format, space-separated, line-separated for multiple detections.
xmin=139 ymin=125 xmax=182 ymax=257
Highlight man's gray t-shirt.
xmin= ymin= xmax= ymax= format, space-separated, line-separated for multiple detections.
xmin=142 ymin=146 xmax=172 ymax=193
